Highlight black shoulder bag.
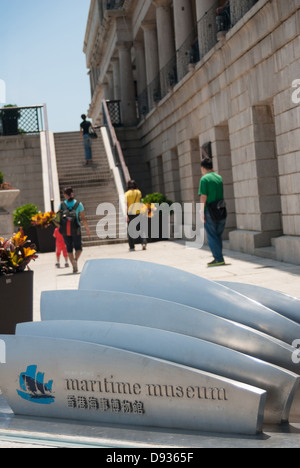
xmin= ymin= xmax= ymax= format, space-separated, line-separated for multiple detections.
xmin=207 ymin=200 xmax=227 ymax=223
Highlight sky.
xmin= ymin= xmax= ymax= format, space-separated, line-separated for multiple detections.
xmin=0 ymin=0 xmax=91 ymax=133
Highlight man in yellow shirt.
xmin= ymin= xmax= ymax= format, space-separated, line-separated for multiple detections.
xmin=125 ymin=180 xmax=147 ymax=251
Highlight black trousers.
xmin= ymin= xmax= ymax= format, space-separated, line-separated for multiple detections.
xmin=127 ymin=215 xmax=147 ymax=250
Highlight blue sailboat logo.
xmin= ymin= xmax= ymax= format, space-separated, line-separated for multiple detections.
xmin=17 ymin=365 xmax=55 ymax=405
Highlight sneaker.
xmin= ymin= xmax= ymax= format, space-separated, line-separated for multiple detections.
xmin=65 ymin=262 xmax=70 ymax=268
xmin=142 ymin=245 xmax=147 ymax=251
xmin=72 ymin=259 xmax=78 ymax=273
xmin=55 ymin=263 xmax=60 ymax=268
xmin=207 ymin=260 xmax=225 ymax=267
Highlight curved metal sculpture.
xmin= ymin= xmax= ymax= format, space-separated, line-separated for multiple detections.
xmin=0 ymin=259 xmax=300 ymax=436
xmin=41 ymin=290 xmax=299 ymax=375
xmin=218 ymin=282 xmax=300 ymax=324
xmin=79 ymin=259 xmax=300 ymax=344
xmin=0 ymin=335 xmax=266 ymax=435
xmin=16 ymin=320 xmax=299 ymax=424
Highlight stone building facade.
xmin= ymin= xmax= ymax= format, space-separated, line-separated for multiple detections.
xmin=83 ymin=0 xmax=300 ymax=264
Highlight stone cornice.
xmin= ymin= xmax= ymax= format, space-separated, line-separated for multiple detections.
xmin=83 ymin=0 xmax=97 ymax=54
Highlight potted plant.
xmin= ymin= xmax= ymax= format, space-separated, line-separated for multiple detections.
xmin=0 ymin=172 xmax=20 ymax=238
xmin=13 ymin=203 xmax=39 ymax=248
xmin=31 ymin=211 xmax=56 ymax=253
xmin=0 ymin=104 xmax=21 ymax=136
xmin=141 ymin=193 xmax=173 ymax=242
xmin=0 ymin=230 xmax=38 ymax=334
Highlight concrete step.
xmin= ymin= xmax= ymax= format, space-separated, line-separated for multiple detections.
xmin=254 ymin=246 xmax=277 ymax=260
xmin=82 ymin=238 xmax=127 ymax=247
xmin=53 ymin=128 xmax=125 ymax=248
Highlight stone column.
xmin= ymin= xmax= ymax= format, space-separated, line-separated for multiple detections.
xmin=173 ymin=0 xmax=195 ymax=81
xmin=111 ymin=58 xmax=121 ymax=101
xmin=142 ymin=22 xmax=160 ymax=110
xmin=195 ymin=0 xmax=217 ymax=59
xmin=229 ymin=105 xmax=282 ymax=254
xmin=154 ymin=0 xmax=176 ymax=96
xmin=101 ymin=81 xmax=109 ymax=100
xmin=106 ymin=70 xmax=114 ymax=101
xmin=134 ymin=41 xmax=147 ymax=98
xmin=117 ymin=41 xmax=137 ymax=127
xmin=230 ymin=0 xmax=258 ymax=26
xmin=134 ymin=41 xmax=148 ymax=117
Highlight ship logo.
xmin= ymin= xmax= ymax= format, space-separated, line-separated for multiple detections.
xmin=17 ymin=365 xmax=55 ymax=405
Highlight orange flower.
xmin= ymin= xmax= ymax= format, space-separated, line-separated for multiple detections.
xmin=23 ymin=247 xmax=37 ymax=258
xmin=12 ymin=230 xmax=28 ymax=247
xmin=141 ymin=203 xmax=157 ymax=218
xmin=31 ymin=211 xmax=55 ymax=228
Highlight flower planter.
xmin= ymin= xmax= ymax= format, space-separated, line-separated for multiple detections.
xmin=35 ymin=224 xmax=55 ymax=253
xmin=0 ymin=190 xmax=20 ymax=238
xmin=23 ymin=226 xmax=39 ymax=249
xmin=148 ymin=212 xmax=170 ymax=243
xmin=0 ymin=271 xmax=33 ymax=334
xmin=23 ymin=225 xmax=55 ymax=253
xmin=0 ymin=190 xmax=20 ymax=211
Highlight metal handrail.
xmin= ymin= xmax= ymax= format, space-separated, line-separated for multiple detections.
xmin=102 ymin=99 xmax=130 ymax=189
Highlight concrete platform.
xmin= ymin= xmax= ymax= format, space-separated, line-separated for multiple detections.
xmin=1 ymin=240 xmax=300 ymax=448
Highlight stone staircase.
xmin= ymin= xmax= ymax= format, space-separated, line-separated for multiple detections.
xmin=53 ymin=130 xmax=127 ymax=247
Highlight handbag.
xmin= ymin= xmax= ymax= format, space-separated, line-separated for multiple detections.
xmin=89 ymin=127 xmax=98 ymax=139
xmin=207 ymin=199 xmax=227 ymax=222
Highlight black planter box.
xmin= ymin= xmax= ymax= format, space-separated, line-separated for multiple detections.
xmin=148 ymin=213 xmax=169 ymax=243
xmin=36 ymin=225 xmax=55 ymax=253
xmin=24 ymin=225 xmax=55 ymax=253
xmin=23 ymin=226 xmax=39 ymax=249
xmin=0 ymin=271 xmax=33 ymax=334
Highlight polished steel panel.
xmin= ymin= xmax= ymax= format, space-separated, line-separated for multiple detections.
xmin=40 ymin=290 xmax=300 ymax=375
xmin=0 ymin=335 xmax=266 ymax=435
xmin=16 ymin=320 xmax=300 ymax=424
xmin=78 ymin=259 xmax=300 ymax=344
xmin=219 ymin=282 xmax=300 ymax=324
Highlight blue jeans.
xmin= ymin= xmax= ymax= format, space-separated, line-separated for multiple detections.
xmin=204 ymin=210 xmax=226 ymax=262
xmin=83 ymin=134 xmax=92 ymax=161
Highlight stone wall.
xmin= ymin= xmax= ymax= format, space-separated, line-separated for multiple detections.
xmin=84 ymin=0 xmax=300 ymax=263
xmin=0 ymin=134 xmax=45 ymax=212
xmin=135 ymin=0 xmax=300 ymax=262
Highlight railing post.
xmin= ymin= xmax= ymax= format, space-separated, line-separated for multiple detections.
xmin=43 ymin=103 xmax=54 ymax=212
xmin=102 ymin=99 xmax=131 ymax=190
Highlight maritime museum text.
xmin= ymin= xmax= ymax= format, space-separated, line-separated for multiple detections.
xmin=65 ymin=378 xmax=228 ymax=401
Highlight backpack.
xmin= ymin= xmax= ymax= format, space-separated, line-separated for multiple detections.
xmin=59 ymin=201 xmax=81 ymax=236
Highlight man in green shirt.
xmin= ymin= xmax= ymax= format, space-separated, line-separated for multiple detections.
xmin=199 ymin=158 xmax=226 ymax=266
